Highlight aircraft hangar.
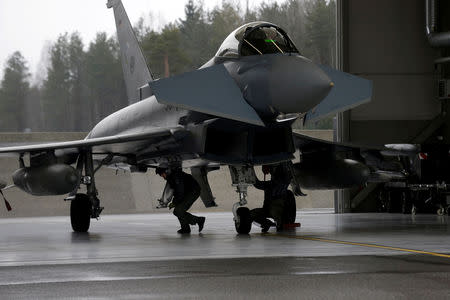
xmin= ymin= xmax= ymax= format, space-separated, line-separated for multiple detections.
xmin=335 ymin=0 xmax=450 ymax=214
xmin=0 ymin=0 xmax=447 ymax=218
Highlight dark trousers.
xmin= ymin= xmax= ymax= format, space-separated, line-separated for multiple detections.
xmin=173 ymin=189 xmax=201 ymax=229
xmin=250 ymin=197 xmax=285 ymax=227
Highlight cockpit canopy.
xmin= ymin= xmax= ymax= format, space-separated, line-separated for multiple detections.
xmin=215 ymin=21 xmax=299 ymax=58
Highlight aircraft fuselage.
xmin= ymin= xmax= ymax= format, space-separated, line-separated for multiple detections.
xmin=85 ymin=20 xmax=335 ymax=169
xmin=85 ymin=50 xmax=331 ymax=168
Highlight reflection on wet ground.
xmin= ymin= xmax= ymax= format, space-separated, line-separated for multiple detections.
xmin=0 ymin=212 xmax=448 ymax=298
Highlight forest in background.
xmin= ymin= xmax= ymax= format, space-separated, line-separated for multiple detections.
xmin=0 ymin=0 xmax=336 ymax=132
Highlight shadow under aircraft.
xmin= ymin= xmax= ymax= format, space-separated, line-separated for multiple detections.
xmin=0 ymin=0 xmax=416 ymax=234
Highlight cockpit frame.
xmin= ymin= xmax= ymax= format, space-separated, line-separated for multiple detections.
xmin=215 ymin=22 xmax=299 ymax=58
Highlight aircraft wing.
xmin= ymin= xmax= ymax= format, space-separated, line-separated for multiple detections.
xmin=0 ymin=127 xmax=180 ymax=155
xmin=293 ymin=131 xmax=377 ymax=154
xmin=293 ymin=131 xmax=418 ymax=156
xmin=292 ymin=131 xmax=419 ymax=184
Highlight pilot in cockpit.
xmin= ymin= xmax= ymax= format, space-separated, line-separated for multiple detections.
xmin=241 ymin=25 xmax=295 ymax=57
xmin=242 ymin=27 xmax=268 ymax=56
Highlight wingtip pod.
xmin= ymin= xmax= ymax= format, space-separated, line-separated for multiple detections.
xmin=305 ymin=66 xmax=373 ymax=123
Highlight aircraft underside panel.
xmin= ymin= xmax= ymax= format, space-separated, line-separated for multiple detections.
xmin=203 ymin=121 xmax=295 ymax=165
xmin=191 ymin=167 xmax=218 ymax=207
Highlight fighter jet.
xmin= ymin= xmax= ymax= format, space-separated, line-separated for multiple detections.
xmin=0 ymin=0 xmax=412 ymax=234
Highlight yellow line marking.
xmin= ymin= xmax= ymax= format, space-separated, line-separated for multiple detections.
xmin=264 ymin=233 xmax=450 ymax=259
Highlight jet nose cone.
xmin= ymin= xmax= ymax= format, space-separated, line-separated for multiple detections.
xmin=237 ymin=54 xmax=333 ymax=119
xmin=269 ymin=55 xmax=332 ymax=114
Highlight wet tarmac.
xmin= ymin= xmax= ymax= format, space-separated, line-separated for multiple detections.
xmin=0 ymin=210 xmax=449 ymax=299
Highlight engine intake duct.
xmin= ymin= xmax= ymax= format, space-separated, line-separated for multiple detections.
xmin=292 ymin=159 xmax=370 ymax=190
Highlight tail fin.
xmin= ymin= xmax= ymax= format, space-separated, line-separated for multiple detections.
xmin=107 ymin=0 xmax=153 ymax=104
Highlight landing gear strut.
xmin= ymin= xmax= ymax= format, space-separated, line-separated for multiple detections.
xmin=84 ymin=150 xmax=103 ymax=219
xmin=229 ymin=166 xmax=256 ymax=234
xmin=69 ymin=150 xmax=104 ymax=232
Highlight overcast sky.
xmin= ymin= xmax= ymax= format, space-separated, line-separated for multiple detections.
xmin=0 ymin=0 xmax=280 ymax=81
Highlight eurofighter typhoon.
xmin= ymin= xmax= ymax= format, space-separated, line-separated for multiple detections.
xmin=0 ymin=0 xmax=412 ymax=234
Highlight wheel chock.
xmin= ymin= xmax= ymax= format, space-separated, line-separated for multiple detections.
xmin=283 ymin=223 xmax=301 ymax=229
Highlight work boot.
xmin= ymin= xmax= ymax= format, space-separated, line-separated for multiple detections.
xmin=197 ymin=217 xmax=206 ymax=232
xmin=177 ymin=227 xmax=191 ymax=234
xmin=261 ymin=223 xmax=270 ymax=233
xmin=261 ymin=220 xmax=275 ymax=233
xmin=274 ymin=217 xmax=284 ymax=232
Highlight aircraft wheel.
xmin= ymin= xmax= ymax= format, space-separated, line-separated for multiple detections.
xmin=70 ymin=193 xmax=91 ymax=232
xmin=283 ymin=191 xmax=296 ymax=224
xmin=235 ymin=207 xmax=252 ymax=234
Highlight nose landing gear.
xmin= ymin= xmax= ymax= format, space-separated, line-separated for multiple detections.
xmin=229 ymin=166 xmax=256 ymax=234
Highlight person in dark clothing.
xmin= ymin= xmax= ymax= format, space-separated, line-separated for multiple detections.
xmin=156 ymin=167 xmax=206 ymax=234
xmin=250 ymin=164 xmax=291 ymax=232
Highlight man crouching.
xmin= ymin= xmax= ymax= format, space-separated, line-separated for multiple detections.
xmin=156 ymin=167 xmax=206 ymax=234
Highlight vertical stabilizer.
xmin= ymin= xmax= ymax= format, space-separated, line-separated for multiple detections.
xmin=107 ymin=0 xmax=153 ymax=104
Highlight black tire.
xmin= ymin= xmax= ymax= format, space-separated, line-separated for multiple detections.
xmin=235 ymin=207 xmax=252 ymax=234
xmin=70 ymin=194 xmax=91 ymax=232
xmin=283 ymin=191 xmax=296 ymax=224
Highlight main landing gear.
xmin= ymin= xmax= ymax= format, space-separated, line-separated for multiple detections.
xmin=68 ymin=150 xmax=104 ymax=232
xmin=229 ymin=166 xmax=255 ymax=234
xmin=70 ymin=193 xmax=91 ymax=232
xmin=229 ymin=163 xmax=300 ymax=234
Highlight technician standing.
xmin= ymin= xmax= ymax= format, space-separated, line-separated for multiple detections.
xmin=156 ymin=167 xmax=205 ymax=234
